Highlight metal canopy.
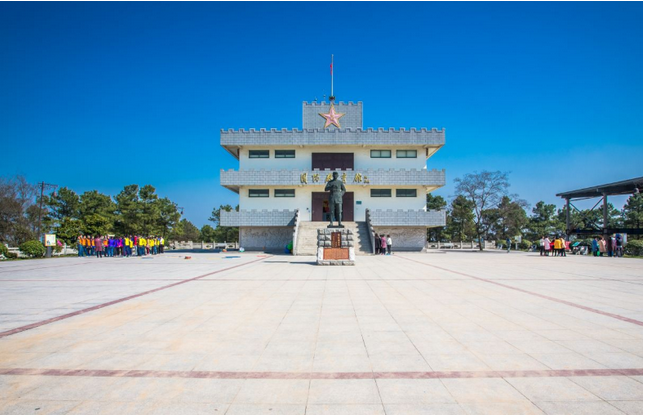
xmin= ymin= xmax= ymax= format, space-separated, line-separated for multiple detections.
xmin=556 ymin=177 xmax=643 ymax=200
xmin=556 ymin=177 xmax=643 ymax=237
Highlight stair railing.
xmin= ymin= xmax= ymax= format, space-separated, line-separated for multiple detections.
xmin=365 ymin=208 xmax=375 ymax=254
xmin=291 ymin=209 xmax=300 ymax=256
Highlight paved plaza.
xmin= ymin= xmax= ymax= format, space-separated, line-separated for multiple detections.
xmin=0 ymin=251 xmax=642 ymax=415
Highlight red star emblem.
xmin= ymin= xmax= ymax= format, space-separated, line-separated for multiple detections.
xmin=318 ymin=103 xmax=345 ymax=129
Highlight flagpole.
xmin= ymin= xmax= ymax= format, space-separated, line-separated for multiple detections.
xmin=331 ymin=54 xmax=334 ymax=101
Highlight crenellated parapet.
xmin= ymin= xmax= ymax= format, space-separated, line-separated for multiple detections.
xmin=303 ymin=101 xmax=363 ymax=129
xmin=220 ymin=168 xmax=446 ymax=192
xmin=220 ymin=128 xmax=445 ymax=158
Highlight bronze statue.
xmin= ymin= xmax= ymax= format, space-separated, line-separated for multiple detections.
xmin=325 ymin=171 xmax=346 ymax=227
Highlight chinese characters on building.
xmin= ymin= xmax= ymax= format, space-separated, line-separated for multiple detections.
xmin=300 ymin=172 xmax=369 ymax=184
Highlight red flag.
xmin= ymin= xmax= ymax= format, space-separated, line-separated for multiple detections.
xmin=330 ymin=63 xmax=333 ymax=75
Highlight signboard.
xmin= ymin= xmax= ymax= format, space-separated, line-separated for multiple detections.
xmin=44 ymin=234 xmax=57 ymax=247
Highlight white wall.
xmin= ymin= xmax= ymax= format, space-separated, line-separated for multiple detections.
xmin=240 ymin=185 xmax=428 ymax=222
xmin=239 ymin=146 xmax=439 ymax=171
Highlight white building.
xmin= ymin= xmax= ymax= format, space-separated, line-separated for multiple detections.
xmin=220 ymin=100 xmax=446 ymax=253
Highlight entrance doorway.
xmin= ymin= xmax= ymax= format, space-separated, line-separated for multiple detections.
xmin=311 ymin=192 xmax=354 ymax=222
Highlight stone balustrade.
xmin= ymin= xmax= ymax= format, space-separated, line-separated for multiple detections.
xmin=220 ymin=209 xmax=297 ymax=227
xmin=369 ymin=209 xmax=447 ymax=227
xmin=220 ymin=168 xmax=445 ymax=191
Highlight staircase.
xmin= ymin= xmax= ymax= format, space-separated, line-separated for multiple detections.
xmin=295 ymin=221 xmax=373 ymax=256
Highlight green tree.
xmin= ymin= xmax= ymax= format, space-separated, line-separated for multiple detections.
xmin=447 ymin=195 xmax=476 ymax=241
xmin=492 ymin=196 xmax=528 ymax=240
xmin=79 ymin=190 xmax=115 ymax=233
xmin=56 ymin=218 xmax=83 ymax=245
xmin=171 ymin=219 xmax=200 ymax=241
xmin=527 ymin=201 xmax=557 ymax=240
xmin=623 ymin=193 xmax=643 ymax=231
xmin=200 ymin=225 xmax=218 ymax=242
xmin=114 ymin=184 xmax=142 ymax=235
xmin=83 ymin=213 xmax=111 ymax=236
xmin=156 ymin=197 xmax=181 ymax=238
xmin=47 ymin=187 xmax=80 ymax=221
xmin=209 ymin=204 xmax=239 ymax=243
xmin=454 ymin=171 xmax=511 ymax=250
xmin=139 ymin=185 xmax=160 ymax=235
xmin=426 ymin=194 xmax=448 ymax=242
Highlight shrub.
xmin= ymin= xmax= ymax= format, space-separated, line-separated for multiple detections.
xmin=519 ymin=240 xmax=531 ymax=250
xmin=5 ymin=252 xmax=17 ymax=259
xmin=0 ymin=243 xmax=8 ymax=258
xmin=19 ymin=240 xmax=46 ymax=258
xmin=624 ymin=240 xmax=643 ymax=257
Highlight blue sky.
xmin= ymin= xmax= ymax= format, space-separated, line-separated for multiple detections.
xmin=1 ymin=2 xmax=642 ymax=227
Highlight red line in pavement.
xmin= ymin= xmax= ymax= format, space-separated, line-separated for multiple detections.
xmin=0 ymin=367 xmax=640 ymax=380
xmin=0 ymin=257 xmax=269 ymax=339
xmin=396 ymin=255 xmax=643 ymax=326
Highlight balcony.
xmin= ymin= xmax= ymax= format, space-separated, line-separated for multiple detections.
xmin=220 ymin=209 xmax=297 ymax=227
xmin=368 ymin=209 xmax=446 ymax=227
xmin=220 ymin=168 xmax=445 ymax=193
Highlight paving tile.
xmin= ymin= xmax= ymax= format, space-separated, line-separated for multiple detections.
xmin=173 ymin=379 xmax=245 ymax=403
xmin=569 ymin=376 xmax=643 ymax=401
xmin=376 ymin=379 xmax=456 ymax=404
xmin=580 ymin=352 xmax=643 ymax=369
xmin=0 ymin=399 xmax=82 ymax=415
xmin=529 ymin=352 xmax=608 ymax=370
xmin=226 ymin=404 xmax=306 ymax=415
xmin=312 ymin=353 xmax=372 ymax=372
xmin=382 ymin=403 xmax=465 ymax=415
xmin=306 ymin=404 xmax=385 ymax=414
xmin=441 ymin=378 xmax=528 ymax=403
xmin=233 ymin=380 xmax=310 ymax=405
xmin=459 ymin=400 xmax=545 ymax=415
xmin=608 ymin=400 xmax=643 ymax=415
xmin=422 ymin=352 xmax=491 ymax=372
xmin=152 ymin=401 xmax=228 ymax=414
xmin=504 ymin=377 xmax=601 ymax=402
xmin=308 ymin=379 xmax=381 ymax=404
xmin=534 ymin=400 xmax=625 ymax=415
xmin=369 ymin=353 xmax=432 ymax=372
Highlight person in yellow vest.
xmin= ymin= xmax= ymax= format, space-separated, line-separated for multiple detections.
xmin=146 ymin=237 xmax=152 ymax=255
xmin=154 ymin=237 xmax=160 ymax=255
xmin=553 ymin=236 xmax=562 ymax=257
xmin=159 ymin=236 xmax=165 ymax=254
xmin=138 ymin=236 xmax=146 ymax=256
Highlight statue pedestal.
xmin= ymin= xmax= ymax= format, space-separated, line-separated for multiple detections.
xmin=316 ymin=228 xmax=355 ymax=266
xmin=327 ymin=225 xmax=345 ymax=229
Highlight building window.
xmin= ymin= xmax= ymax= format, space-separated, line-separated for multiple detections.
xmin=248 ymin=189 xmax=269 ymax=198
xmin=249 ymin=150 xmax=269 ymax=159
xmin=396 ymin=150 xmax=417 ymax=158
xmin=370 ymin=150 xmax=391 ymax=158
xmin=370 ymin=189 xmax=392 ymax=198
xmin=275 ymin=150 xmax=295 ymax=158
xmin=274 ymin=189 xmax=295 ymax=198
xmin=396 ymin=189 xmax=417 ymax=197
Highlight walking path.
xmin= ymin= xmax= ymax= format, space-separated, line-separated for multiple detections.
xmin=0 ymin=251 xmax=641 ymax=414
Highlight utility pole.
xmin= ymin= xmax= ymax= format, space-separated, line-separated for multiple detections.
xmin=36 ymin=182 xmax=58 ymax=240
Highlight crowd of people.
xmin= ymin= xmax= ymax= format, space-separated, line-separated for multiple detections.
xmin=76 ymin=235 xmax=165 ymax=258
xmin=539 ymin=234 xmax=625 ymax=257
xmin=374 ymin=234 xmax=393 ymax=255
xmin=590 ymin=234 xmax=624 ymax=257
xmin=539 ymin=236 xmax=569 ymax=256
